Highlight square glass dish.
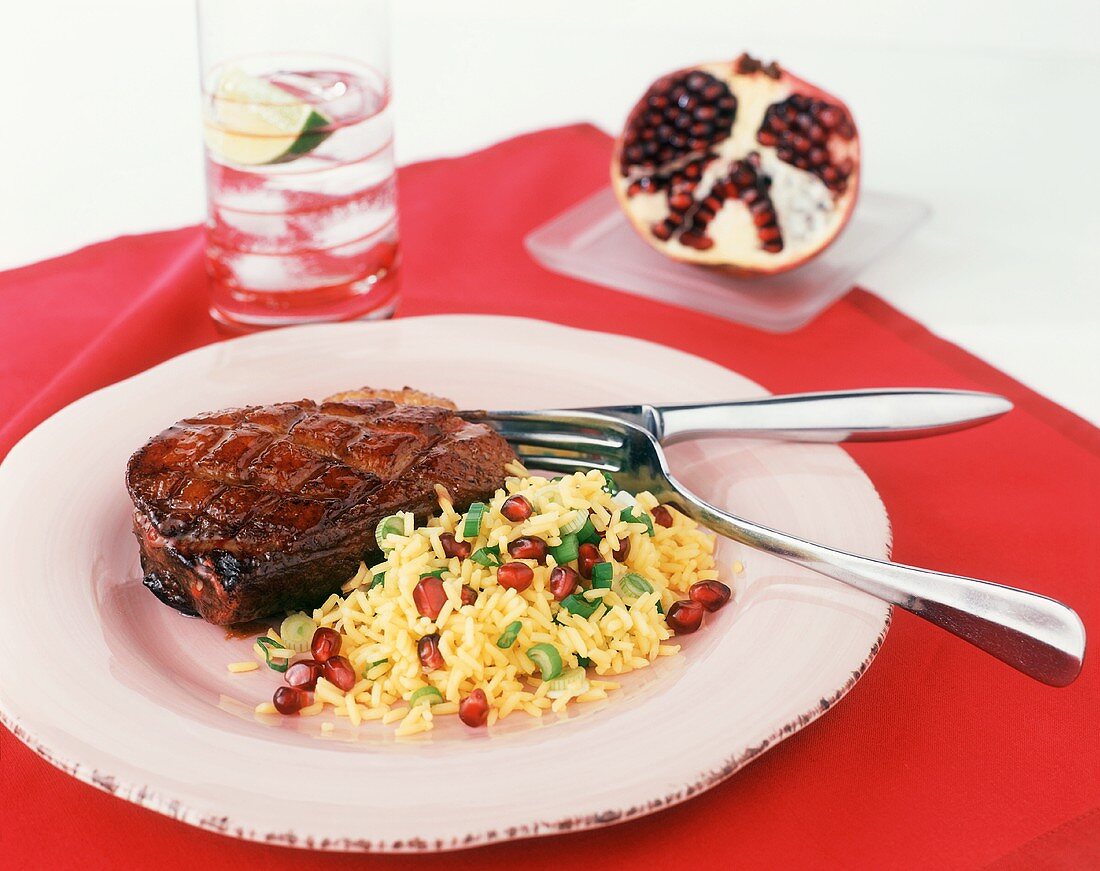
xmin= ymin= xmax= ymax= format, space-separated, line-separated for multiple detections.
xmin=525 ymin=187 xmax=929 ymax=332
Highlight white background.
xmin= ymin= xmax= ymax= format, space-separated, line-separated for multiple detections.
xmin=1 ymin=1 xmax=1097 ymax=422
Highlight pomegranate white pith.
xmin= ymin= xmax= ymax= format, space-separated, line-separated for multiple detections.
xmin=612 ymin=54 xmax=860 ymax=275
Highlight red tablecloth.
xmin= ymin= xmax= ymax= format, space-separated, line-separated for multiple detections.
xmin=1 ymin=125 xmax=1097 ymax=870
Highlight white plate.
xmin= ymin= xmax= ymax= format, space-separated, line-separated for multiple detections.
xmin=0 ymin=316 xmax=890 ymax=852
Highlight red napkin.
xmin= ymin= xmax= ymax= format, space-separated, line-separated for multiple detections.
xmin=1 ymin=125 xmax=1097 ymax=870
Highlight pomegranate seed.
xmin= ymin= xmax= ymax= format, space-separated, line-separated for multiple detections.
xmin=285 ymin=659 xmax=322 ymax=690
xmin=459 ymin=688 xmax=490 ymax=727
xmin=679 ymin=231 xmax=713 ymax=250
xmin=496 ymin=562 xmax=534 ymax=592
xmin=500 ymin=495 xmax=533 ymax=522
xmin=413 ymin=575 xmax=447 ymax=620
xmin=690 ymin=580 xmax=732 ymax=612
xmin=418 ymin=633 xmax=445 ymax=671
xmin=460 ymin=584 xmax=478 ymax=607
xmin=669 ymin=192 xmax=692 ymax=211
xmin=508 ymin=536 xmax=547 ymax=562
xmin=666 ymin=599 xmax=705 ymax=634
xmin=310 ymin=627 xmax=342 ymax=663
xmin=818 ymin=106 xmax=840 ymax=128
xmin=440 ymin=532 xmax=471 ymax=560
xmin=548 ymin=565 xmax=580 ymax=601
xmin=612 ymin=536 xmax=631 ymax=562
xmin=578 ymin=543 xmax=603 ymax=580
xmin=652 ymin=505 xmax=673 ymax=528
xmin=272 ymin=685 xmax=311 ymax=715
xmin=322 ymin=655 xmax=356 ymax=691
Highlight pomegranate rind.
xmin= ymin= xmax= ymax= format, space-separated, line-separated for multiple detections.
xmin=611 ymin=58 xmax=860 ymax=276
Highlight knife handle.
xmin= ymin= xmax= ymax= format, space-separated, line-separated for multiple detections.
xmin=650 ymin=389 xmax=1013 ymax=444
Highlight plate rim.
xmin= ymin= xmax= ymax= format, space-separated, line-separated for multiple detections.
xmin=0 ymin=314 xmax=892 ymax=852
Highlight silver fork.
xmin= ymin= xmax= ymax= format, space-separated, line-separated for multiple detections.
xmin=467 ymin=409 xmax=1086 ymax=687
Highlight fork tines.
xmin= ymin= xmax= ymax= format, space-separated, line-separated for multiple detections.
xmin=464 ymin=410 xmax=626 ymax=473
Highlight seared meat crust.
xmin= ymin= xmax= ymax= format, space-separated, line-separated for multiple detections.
xmin=126 ymin=387 xmax=512 ymax=625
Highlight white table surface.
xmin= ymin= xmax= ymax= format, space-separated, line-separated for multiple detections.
xmin=2 ymin=1 xmax=1097 ymax=423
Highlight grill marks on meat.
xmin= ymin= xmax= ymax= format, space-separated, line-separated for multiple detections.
xmin=126 ymin=389 xmax=514 ymax=625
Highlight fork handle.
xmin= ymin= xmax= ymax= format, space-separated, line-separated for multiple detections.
xmin=675 ymin=495 xmax=1085 ymax=687
xmin=651 ymin=389 xmax=1012 ymax=444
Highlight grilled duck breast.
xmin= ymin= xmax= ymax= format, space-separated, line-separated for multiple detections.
xmin=125 ymin=387 xmax=513 ymax=625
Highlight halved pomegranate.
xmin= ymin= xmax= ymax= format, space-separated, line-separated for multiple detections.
xmin=612 ymin=53 xmax=860 ymax=275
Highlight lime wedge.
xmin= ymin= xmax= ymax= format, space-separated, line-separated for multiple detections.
xmin=203 ymin=67 xmax=331 ymax=165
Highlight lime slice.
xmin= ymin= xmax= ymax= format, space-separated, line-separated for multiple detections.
xmin=204 ymin=67 xmax=331 ymax=166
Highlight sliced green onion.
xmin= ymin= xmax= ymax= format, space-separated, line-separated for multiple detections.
xmin=420 ymin=568 xmax=447 ymax=580
xmin=600 ymin=471 xmax=617 ymax=493
xmin=527 ymin=643 xmax=564 ymax=680
xmin=470 ymin=545 xmax=501 ymax=567
xmin=621 ymin=507 xmax=655 ymax=536
xmin=576 ymin=516 xmax=600 ymax=544
xmin=544 ymin=666 xmax=589 ymax=698
xmin=591 ymin=561 xmax=614 ymax=588
xmin=363 ymin=658 xmax=389 ymax=677
xmin=558 ymin=510 xmax=588 ymax=536
xmin=576 ymin=655 xmax=591 ymax=668
xmin=560 ymin=593 xmax=599 ymax=618
xmin=409 ymin=686 xmax=445 ymax=707
xmin=496 ymin=620 xmax=522 ymax=649
xmin=548 ymin=533 xmax=579 ymax=564
xmin=535 ymin=484 xmax=565 ymax=509
xmin=463 ymin=502 xmax=488 ymax=538
xmin=255 ymin=637 xmax=290 ymax=673
xmin=368 ymin=571 xmax=386 ymax=590
xmin=616 ymin=571 xmax=655 ymax=603
xmin=656 ymin=600 xmax=665 ymax=615
xmin=374 ymin=514 xmax=405 ymax=550
xmin=279 ymin=612 xmax=316 ymax=652
xmin=611 ymin=489 xmax=638 ymax=510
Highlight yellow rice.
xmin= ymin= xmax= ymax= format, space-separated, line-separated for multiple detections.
xmin=247 ymin=469 xmax=719 ymax=734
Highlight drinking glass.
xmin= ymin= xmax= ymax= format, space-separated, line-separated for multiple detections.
xmin=196 ymin=0 xmax=399 ymax=330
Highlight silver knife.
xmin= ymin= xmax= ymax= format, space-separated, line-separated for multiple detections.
xmin=573 ymin=389 xmax=1012 ymax=444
